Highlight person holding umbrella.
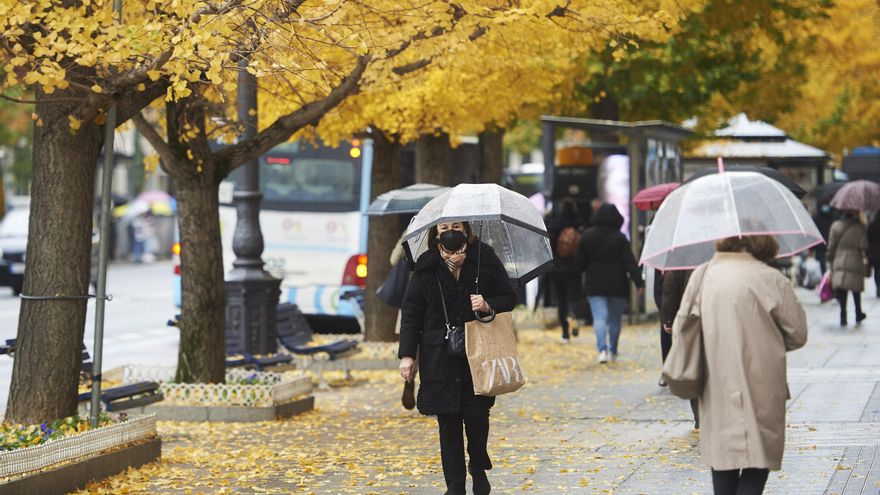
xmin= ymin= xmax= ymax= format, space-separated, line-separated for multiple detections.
xmin=827 ymin=179 xmax=880 ymax=323
xmin=398 ymin=183 xmax=553 ymax=495
xmin=398 ymin=221 xmax=517 ymax=495
xmin=827 ymin=210 xmax=869 ymax=326
xmin=667 ymin=235 xmax=807 ymax=494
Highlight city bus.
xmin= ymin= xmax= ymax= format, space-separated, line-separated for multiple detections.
xmin=174 ymin=139 xmax=372 ymax=332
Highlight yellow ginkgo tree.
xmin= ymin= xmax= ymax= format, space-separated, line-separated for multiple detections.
xmin=2 ymin=0 xmax=702 ymax=423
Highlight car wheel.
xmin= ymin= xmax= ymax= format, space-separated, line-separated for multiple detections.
xmin=12 ymin=286 xmax=21 ymax=296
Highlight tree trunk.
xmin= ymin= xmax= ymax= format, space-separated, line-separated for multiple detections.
xmin=364 ymin=132 xmax=402 ymax=342
xmin=175 ymin=174 xmax=226 ymax=383
xmin=6 ymin=94 xmax=102 ymax=424
xmin=479 ymin=127 xmax=505 ymax=184
xmin=415 ymin=132 xmax=452 ymax=186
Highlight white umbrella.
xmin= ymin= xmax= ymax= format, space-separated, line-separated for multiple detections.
xmin=640 ymin=171 xmax=824 ymax=270
xmin=403 ymin=183 xmax=553 ymax=285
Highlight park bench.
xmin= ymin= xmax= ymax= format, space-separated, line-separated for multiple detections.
xmin=76 ymin=349 xmax=164 ymax=412
xmin=167 ymin=314 xmax=295 ymax=371
xmin=276 ymin=303 xmax=361 ymax=389
xmin=1 ymin=338 xmax=163 ymax=412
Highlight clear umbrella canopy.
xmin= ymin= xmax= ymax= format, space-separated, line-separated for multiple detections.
xmin=640 ymin=171 xmax=823 ymax=270
xmin=365 ymin=183 xmax=450 ymax=216
xmin=403 ymin=183 xmax=553 ymax=285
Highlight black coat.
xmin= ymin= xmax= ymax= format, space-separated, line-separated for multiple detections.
xmin=576 ymin=204 xmax=644 ymax=298
xmin=660 ymin=269 xmax=692 ymax=327
xmin=868 ymin=214 xmax=880 ymax=264
xmin=398 ymin=241 xmax=517 ymax=416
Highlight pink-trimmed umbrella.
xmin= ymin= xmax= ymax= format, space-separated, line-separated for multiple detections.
xmin=830 ymin=180 xmax=880 ymax=211
xmin=639 ymin=170 xmax=823 ymax=270
xmin=633 ymin=183 xmax=679 ymax=211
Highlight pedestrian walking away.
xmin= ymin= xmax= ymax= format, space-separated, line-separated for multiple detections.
xmin=576 ymin=203 xmax=644 ymax=363
xmin=660 ymin=268 xmax=699 ymax=427
xmin=866 ymin=211 xmax=880 ymax=297
xmin=546 ymin=197 xmax=584 ymax=343
xmin=827 ymin=210 xmax=869 ymax=325
xmin=398 ymin=220 xmax=517 ymax=495
xmin=666 ymin=235 xmax=807 ymax=495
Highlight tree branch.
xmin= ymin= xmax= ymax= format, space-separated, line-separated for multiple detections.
xmin=132 ymin=112 xmax=184 ymax=176
xmin=215 ymin=55 xmax=370 ymax=170
xmin=116 ymin=80 xmax=170 ymax=124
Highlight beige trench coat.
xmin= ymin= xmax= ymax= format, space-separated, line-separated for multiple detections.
xmin=673 ymin=252 xmax=807 ymax=471
xmin=827 ymin=217 xmax=869 ymax=292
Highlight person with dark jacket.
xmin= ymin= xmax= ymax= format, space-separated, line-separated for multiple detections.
xmin=577 ymin=203 xmax=644 ymax=363
xmin=546 ymin=197 xmax=585 ymax=342
xmin=654 ymin=269 xmax=667 ymax=384
xmin=398 ymin=221 xmax=517 ymax=495
xmin=867 ymin=212 xmax=880 ymax=296
xmin=661 ymin=268 xmax=699 ymax=428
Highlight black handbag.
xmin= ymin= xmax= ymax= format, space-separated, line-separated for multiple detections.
xmin=376 ymin=259 xmax=409 ymax=308
xmin=435 ymin=274 xmax=466 ymax=358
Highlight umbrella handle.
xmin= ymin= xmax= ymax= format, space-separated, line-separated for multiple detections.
xmin=474 ymin=308 xmax=496 ymax=323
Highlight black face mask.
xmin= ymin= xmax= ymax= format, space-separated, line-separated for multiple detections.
xmin=438 ymin=229 xmax=467 ymax=252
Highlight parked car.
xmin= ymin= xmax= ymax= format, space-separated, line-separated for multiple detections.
xmin=0 ymin=207 xmax=28 ymax=295
xmin=0 ymin=205 xmax=100 ymax=296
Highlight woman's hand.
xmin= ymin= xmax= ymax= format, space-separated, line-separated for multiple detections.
xmin=399 ymin=357 xmax=416 ymax=382
xmin=470 ymin=294 xmax=490 ymax=313
xmin=663 ymin=324 xmax=672 ymax=334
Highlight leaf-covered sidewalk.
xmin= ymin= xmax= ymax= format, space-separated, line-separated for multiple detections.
xmin=76 ymin=291 xmax=880 ymax=494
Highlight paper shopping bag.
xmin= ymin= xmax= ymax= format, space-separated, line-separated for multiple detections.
xmin=465 ymin=312 xmax=526 ymax=396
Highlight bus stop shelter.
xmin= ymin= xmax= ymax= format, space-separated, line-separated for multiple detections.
xmin=540 ymin=115 xmax=693 ymax=318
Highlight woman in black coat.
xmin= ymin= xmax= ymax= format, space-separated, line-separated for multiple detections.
xmin=577 ymin=203 xmax=644 ymax=363
xmin=398 ymin=221 xmax=517 ymax=495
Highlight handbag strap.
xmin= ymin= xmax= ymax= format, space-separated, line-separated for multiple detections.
xmin=434 ymin=273 xmax=452 ymax=330
xmin=684 ymin=263 xmax=710 ymax=315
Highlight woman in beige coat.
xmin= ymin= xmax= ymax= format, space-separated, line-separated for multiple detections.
xmin=672 ymin=235 xmax=807 ymax=495
xmin=827 ymin=210 xmax=869 ymax=326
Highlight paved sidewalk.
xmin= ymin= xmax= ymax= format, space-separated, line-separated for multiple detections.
xmin=77 ymin=288 xmax=880 ymax=494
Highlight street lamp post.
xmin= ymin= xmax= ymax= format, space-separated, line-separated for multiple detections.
xmin=224 ymin=62 xmax=281 ymax=355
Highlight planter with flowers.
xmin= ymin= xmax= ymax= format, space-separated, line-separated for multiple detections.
xmin=118 ymin=365 xmax=314 ymax=422
xmin=0 ymin=413 xmax=160 ymax=495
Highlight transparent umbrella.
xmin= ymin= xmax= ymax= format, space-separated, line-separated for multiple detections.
xmin=640 ymin=171 xmax=824 ymax=270
xmin=365 ymin=183 xmax=450 ymax=216
xmin=403 ymin=183 xmax=553 ymax=285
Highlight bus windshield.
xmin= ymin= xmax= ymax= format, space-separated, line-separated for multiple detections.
xmin=230 ymin=141 xmax=363 ymax=212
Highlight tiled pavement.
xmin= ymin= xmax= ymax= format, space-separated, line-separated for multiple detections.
xmin=79 ymin=287 xmax=880 ymax=494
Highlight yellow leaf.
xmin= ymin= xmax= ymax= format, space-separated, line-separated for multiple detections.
xmin=68 ymin=115 xmax=82 ymax=132
xmin=91 ymin=84 xmax=102 ymax=93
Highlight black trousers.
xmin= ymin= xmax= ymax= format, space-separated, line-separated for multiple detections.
xmin=660 ymin=325 xmax=672 ymax=363
xmin=437 ymin=411 xmax=491 ymax=493
xmin=553 ymin=270 xmax=582 ymax=339
xmin=835 ymin=289 xmax=863 ymax=322
xmin=711 ymin=468 xmax=769 ymax=495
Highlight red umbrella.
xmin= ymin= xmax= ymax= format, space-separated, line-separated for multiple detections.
xmin=633 ymin=182 xmax=680 ymax=211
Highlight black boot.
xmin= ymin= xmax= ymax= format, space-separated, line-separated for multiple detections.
xmin=857 ymin=312 xmax=868 ymax=323
xmin=469 ymin=465 xmax=491 ymax=495
xmin=443 ymin=482 xmax=466 ymax=495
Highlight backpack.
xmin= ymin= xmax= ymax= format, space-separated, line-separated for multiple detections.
xmin=555 ymin=227 xmax=581 ymax=259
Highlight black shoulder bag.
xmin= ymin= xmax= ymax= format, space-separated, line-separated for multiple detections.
xmin=435 ymin=274 xmax=466 ymax=358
